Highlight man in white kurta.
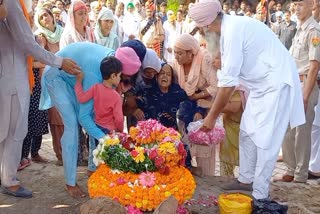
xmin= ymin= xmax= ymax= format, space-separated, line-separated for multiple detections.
xmin=309 ymin=89 xmax=320 ymax=177
xmin=122 ymin=3 xmax=140 ymax=42
xmin=163 ymin=14 xmax=178 ymax=64
xmin=189 ymin=0 xmax=305 ymax=200
xmin=0 ymin=0 xmax=80 ymax=198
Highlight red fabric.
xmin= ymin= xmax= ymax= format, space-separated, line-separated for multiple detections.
xmin=74 ymin=82 xmax=124 ymax=132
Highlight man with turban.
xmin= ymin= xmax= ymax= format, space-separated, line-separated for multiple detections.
xmin=189 ymin=0 xmax=305 ymax=202
xmin=40 ymin=42 xmax=141 ymax=197
xmin=122 ymin=2 xmax=141 ymax=42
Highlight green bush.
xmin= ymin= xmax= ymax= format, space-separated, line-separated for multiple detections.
xmin=167 ymin=0 xmax=180 ymax=13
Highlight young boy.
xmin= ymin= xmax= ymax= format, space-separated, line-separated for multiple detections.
xmin=74 ymin=56 xmax=124 ymax=137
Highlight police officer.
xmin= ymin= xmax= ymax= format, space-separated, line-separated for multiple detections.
xmin=277 ymin=0 xmax=320 ymax=183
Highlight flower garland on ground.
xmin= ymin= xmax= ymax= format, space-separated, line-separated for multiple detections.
xmin=88 ymin=164 xmax=196 ymax=211
xmin=88 ymin=119 xmax=196 ymax=211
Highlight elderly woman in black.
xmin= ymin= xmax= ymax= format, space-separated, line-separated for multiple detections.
xmin=137 ymin=63 xmax=187 ymax=129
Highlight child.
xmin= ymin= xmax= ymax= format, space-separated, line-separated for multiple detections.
xmin=74 ymin=56 xmax=124 ymax=138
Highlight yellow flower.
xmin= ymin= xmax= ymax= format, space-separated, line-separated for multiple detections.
xmin=158 ymin=142 xmax=177 ymax=154
xmin=165 ymin=191 xmax=171 ymax=197
xmin=142 ymin=199 xmax=148 ymax=205
xmin=133 ymin=153 xmax=145 ymax=163
xmin=105 ymin=137 xmax=120 ymax=146
xmin=136 ymin=202 xmax=142 ymax=208
xmin=135 ymin=146 xmax=145 ymax=154
xmin=132 ymin=147 xmax=146 ymax=163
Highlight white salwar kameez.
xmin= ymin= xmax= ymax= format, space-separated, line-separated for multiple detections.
xmin=309 ymin=92 xmax=320 ymax=173
xmin=218 ymin=15 xmax=305 ymax=199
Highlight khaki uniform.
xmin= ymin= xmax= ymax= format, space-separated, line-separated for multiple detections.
xmin=283 ymin=16 xmax=320 ymax=182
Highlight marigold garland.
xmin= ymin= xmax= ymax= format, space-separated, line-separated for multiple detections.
xmin=90 ymin=119 xmax=196 ymax=211
xmin=88 ymin=164 xmax=196 ymax=211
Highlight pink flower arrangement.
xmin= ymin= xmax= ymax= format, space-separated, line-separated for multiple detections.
xmin=188 ymin=127 xmax=225 ymax=146
xmin=139 ymin=172 xmax=156 ymax=187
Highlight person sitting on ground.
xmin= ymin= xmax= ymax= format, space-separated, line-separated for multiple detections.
xmin=137 ymin=63 xmax=188 ymax=130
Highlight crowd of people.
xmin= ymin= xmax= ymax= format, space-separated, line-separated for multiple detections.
xmin=0 ymin=0 xmax=320 ymax=209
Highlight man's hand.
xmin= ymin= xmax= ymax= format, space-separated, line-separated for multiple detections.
xmin=0 ymin=1 xmax=7 ymax=20
xmin=167 ymin=48 xmax=172 ymax=53
xmin=133 ymin=108 xmax=145 ymax=121
xmin=61 ymin=58 xmax=81 ymax=75
xmin=201 ymin=116 xmax=216 ymax=131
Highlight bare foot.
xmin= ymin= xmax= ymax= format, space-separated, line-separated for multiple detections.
xmin=87 ymin=170 xmax=95 ymax=177
xmin=31 ymin=154 xmax=48 ymax=163
xmin=65 ymin=184 xmax=86 ymax=198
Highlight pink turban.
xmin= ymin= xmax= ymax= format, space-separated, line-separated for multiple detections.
xmin=188 ymin=0 xmax=222 ymax=28
xmin=174 ymin=34 xmax=200 ymax=55
xmin=115 ymin=47 xmax=141 ymax=76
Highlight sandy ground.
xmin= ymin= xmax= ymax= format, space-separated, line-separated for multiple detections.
xmin=0 ymin=135 xmax=319 ymax=214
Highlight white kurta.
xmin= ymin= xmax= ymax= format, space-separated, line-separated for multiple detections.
xmin=163 ymin=21 xmax=177 ymax=64
xmin=122 ymin=12 xmax=140 ymax=42
xmin=218 ymin=15 xmax=305 ymax=149
xmin=309 ymin=91 xmax=320 ymax=173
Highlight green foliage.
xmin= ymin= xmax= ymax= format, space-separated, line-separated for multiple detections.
xmin=101 ymin=145 xmax=157 ymax=174
xmin=167 ymin=0 xmax=180 ymax=13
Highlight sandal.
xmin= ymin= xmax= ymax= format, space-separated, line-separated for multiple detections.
xmin=18 ymin=158 xmax=31 ymax=171
xmin=2 ymin=186 xmax=32 ymax=198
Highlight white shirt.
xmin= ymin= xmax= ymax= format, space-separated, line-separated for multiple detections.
xmin=122 ymin=12 xmax=140 ymax=42
xmin=218 ymin=15 xmax=305 ymax=148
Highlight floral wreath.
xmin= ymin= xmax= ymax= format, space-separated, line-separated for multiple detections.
xmin=88 ymin=119 xmax=196 ymax=212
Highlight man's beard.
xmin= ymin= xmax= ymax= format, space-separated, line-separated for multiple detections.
xmin=204 ymin=30 xmax=221 ymax=57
